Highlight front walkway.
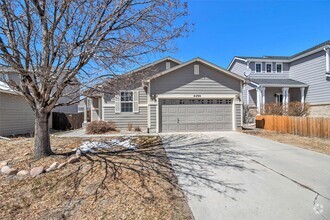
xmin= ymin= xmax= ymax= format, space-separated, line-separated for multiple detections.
xmin=161 ymin=132 xmax=330 ymax=220
xmin=54 ymin=128 xmax=158 ymax=138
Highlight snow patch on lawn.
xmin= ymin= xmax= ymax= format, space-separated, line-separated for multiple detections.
xmin=78 ymin=138 xmax=136 ymax=153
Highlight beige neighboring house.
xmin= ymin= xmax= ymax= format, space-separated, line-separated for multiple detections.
xmin=0 ymin=79 xmax=79 ymax=136
xmin=0 ymin=81 xmax=36 ymax=136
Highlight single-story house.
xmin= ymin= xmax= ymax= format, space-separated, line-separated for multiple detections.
xmin=228 ymin=40 xmax=330 ymax=117
xmin=85 ymin=57 xmax=245 ymax=133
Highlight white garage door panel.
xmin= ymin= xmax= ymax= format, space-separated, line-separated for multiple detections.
xmin=161 ymin=99 xmax=233 ymax=132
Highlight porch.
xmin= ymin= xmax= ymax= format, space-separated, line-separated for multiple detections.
xmin=246 ymin=78 xmax=308 ymax=115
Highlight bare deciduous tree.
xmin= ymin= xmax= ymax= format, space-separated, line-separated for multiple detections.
xmin=0 ymin=0 xmax=188 ymax=158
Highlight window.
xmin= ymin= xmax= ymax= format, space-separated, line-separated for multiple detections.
xmin=266 ymin=63 xmax=272 ymax=73
xmin=255 ymin=63 xmax=262 ymax=73
xmin=120 ymin=91 xmax=133 ymax=112
xmin=276 ymin=63 xmax=283 ymax=73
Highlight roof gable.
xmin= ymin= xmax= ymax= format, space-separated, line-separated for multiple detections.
xmin=146 ymin=57 xmax=245 ymax=82
xmin=228 ymin=40 xmax=330 ymax=70
xmin=124 ymin=56 xmax=182 ymax=75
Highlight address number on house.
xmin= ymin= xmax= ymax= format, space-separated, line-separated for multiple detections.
xmin=193 ymin=94 xmax=202 ymax=98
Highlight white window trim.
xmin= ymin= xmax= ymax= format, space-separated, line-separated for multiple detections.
xmin=255 ymin=62 xmax=262 ymax=73
xmin=266 ymin=63 xmax=272 ymax=73
xmin=276 ymin=63 xmax=283 ymax=73
xmin=120 ymin=90 xmax=134 ymax=112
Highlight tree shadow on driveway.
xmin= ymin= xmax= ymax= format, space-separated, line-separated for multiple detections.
xmin=161 ymin=134 xmax=257 ymax=200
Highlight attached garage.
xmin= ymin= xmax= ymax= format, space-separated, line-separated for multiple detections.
xmin=145 ymin=58 xmax=245 ymax=133
xmin=160 ymin=99 xmax=233 ymax=132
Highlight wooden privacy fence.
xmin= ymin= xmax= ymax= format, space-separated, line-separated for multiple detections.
xmin=52 ymin=112 xmax=84 ymax=131
xmin=256 ymin=115 xmax=330 ymax=139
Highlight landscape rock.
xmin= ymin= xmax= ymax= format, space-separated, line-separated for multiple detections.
xmin=46 ymin=162 xmax=58 ymax=172
xmin=75 ymin=149 xmax=82 ymax=157
xmin=17 ymin=170 xmax=29 ymax=176
xmin=58 ymin=162 xmax=67 ymax=169
xmin=13 ymin=157 xmax=20 ymax=161
xmin=51 ymin=147 xmax=57 ymax=152
xmin=68 ymin=156 xmax=80 ymax=164
xmin=1 ymin=166 xmax=18 ymax=175
xmin=23 ymin=152 xmax=30 ymax=156
xmin=30 ymin=166 xmax=44 ymax=177
xmin=0 ymin=161 xmax=8 ymax=168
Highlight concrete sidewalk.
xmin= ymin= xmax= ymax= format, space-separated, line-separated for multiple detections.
xmin=54 ymin=128 xmax=158 ymax=138
xmin=161 ymin=132 xmax=330 ymax=220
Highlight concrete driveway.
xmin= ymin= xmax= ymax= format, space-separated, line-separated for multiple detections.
xmin=161 ymin=132 xmax=330 ymax=220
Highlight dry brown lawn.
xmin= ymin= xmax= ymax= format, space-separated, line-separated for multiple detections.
xmin=242 ymin=129 xmax=330 ymax=155
xmin=0 ymin=136 xmax=193 ymax=220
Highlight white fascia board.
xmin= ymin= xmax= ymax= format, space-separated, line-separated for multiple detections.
xmin=227 ymin=57 xmax=247 ymax=70
xmin=261 ymin=84 xmax=308 ymax=88
xmin=126 ymin=57 xmax=182 ymax=75
xmin=290 ymin=47 xmax=327 ymax=62
xmin=247 ymin=58 xmax=288 ymax=63
xmin=247 ymin=46 xmax=329 ymax=63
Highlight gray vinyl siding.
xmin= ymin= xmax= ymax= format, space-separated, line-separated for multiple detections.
xmin=249 ymin=62 xmax=290 ymax=79
xmin=53 ymin=96 xmax=78 ymax=113
xmin=150 ymin=62 xmax=241 ymax=95
xmin=243 ymin=84 xmax=256 ymax=106
xmin=104 ymin=106 xmax=148 ymax=131
xmin=149 ymin=105 xmax=157 ymax=132
xmin=99 ymin=59 xmax=180 ymax=128
xmin=229 ymin=60 xmax=290 ymax=79
xmin=104 ymin=87 xmax=147 ymax=104
xmin=290 ymin=50 xmax=329 ymax=104
xmin=101 ymin=87 xmax=148 ymax=130
xmin=0 ymin=92 xmax=35 ymax=136
xmin=235 ymin=104 xmax=242 ymax=127
xmin=229 ymin=59 xmax=246 ymax=76
xmin=149 ymin=61 xmax=243 ymax=132
xmin=138 ymin=87 xmax=148 ymax=104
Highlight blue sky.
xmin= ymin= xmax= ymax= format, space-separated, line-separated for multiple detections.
xmin=162 ymin=0 xmax=330 ymax=68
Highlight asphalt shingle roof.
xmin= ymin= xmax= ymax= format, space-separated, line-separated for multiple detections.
xmin=250 ymin=78 xmax=307 ymax=86
xmin=236 ymin=40 xmax=330 ymax=61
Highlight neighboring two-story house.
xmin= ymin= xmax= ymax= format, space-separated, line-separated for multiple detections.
xmin=228 ymin=40 xmax=330 ymax=117
xmin=85 ymin=57 xmax=245 ymax=133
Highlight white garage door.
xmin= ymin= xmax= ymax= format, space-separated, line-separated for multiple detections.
xmin=161 ymin=99 xmax=233 ymax=132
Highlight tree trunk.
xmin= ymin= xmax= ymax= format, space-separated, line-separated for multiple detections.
xmin=34 ymin=111 xmax=53 ymax=159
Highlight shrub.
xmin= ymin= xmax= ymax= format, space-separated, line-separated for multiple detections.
xmin=243 ymin=105 xmax=257 ymax=123
xmin=86 ymin=121 xmax=117 ymax=134
xmin=127 ymin=123 xmax=133 ymax=131
xmin=287 ymin=102 xmax=310 ymax=116
xmin=263 ymin=102 xmax=310 ymax=116
xmin=263 ymin=103 xmax=283 ymax=115
xmin=134 ymin=126 xmax=141 ymax=132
